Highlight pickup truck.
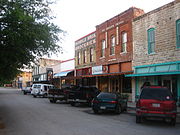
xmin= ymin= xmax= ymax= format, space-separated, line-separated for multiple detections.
xmin=68 ymin=86 xmax=100 ymax=106
xmin=47 ymin=85 xmax=79 ymax=103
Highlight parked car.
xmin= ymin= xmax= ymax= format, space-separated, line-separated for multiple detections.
xmin=136 ymin=86 xmax=177 ymax=125
xmin=91 ymin=92 xmax=128 ymax=114
xmin=22 ymin=86 xmax=32 ymax=95
xmin=68 ymin=86 xmax=100 ymax=106
xmin=31 ymin=84 xmax=54 ymax=98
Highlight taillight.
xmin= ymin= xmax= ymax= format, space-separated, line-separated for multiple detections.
xmin=136 ymin=100 xmax=140 ymax=108
xmin=92 ymin=99 xmax=99 ymax=103
xmin=109 ymin=101 xmax=117 ymax=104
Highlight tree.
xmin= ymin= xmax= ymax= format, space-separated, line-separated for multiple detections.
xmin=0 ymin=0 xmax=64 ymax=83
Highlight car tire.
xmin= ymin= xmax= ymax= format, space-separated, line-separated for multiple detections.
xmin=50 ymin=99 xmax=56 ymax=103
xmin=70 ymin=102 xmax=75 ymax=106
xmin=93 ymin=109 xmax=99 ymax=114
xmin=33 ymin=95 xmax=37 ymax=98
xmin=170 ymin=118 xmax=176 ymax=126
xmin=136 ymin=116 xmax=142 ymax=123
xmin=23 ymin=92 xmax=27 ymax=95
xmin=115 ymin=105 xmax=122 ymax=114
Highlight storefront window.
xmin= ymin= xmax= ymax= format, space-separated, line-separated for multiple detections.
xmin=122 ymin=77 xmax=131 ymax=93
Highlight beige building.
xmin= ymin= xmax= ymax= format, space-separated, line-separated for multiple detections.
xmin=126 ymin=0 xmax=180 ymax=103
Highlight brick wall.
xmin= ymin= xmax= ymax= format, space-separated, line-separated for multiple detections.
xmin=96 ymin=7 xmax=144 ymax=67
xmin=133 ymin=1 xmax=180 ymax=67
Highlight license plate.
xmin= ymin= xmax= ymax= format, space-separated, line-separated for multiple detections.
xmin=100 ymin=106 xmax=106 ymax=109
xmin=152 ymin=103 xmax=160 ymax=107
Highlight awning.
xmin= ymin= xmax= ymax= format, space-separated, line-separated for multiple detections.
xmin=81 ymin=71 xmax=133 ymax=78
xmin=54 ymin=71 xmax=72 ymax=77
xmin=125 ymin=71 xmax=180 ymax=77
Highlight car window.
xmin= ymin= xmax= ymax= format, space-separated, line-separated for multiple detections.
xmin=140 ymin=88 xmax=173 ymax=100
xmin=97 ymin=93 xmax=116 ymax=99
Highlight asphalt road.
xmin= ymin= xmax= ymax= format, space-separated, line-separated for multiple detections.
xmin=0 ymin=87 xmax=180 ymax=135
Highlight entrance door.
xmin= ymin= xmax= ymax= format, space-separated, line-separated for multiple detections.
xmin=110 ymin=77 xmax=119 ymax=93
xmin=162 ymin=76 xmax=177 ymax=97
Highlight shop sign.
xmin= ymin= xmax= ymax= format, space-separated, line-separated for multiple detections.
xmin=92 ymin=66 xmax=103 ymax=75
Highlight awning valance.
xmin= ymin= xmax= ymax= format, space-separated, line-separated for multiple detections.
xmin=125 ymin=71 xmax=180 ymax=77
xmin=54 ymin=71 xmax=72 ymax=77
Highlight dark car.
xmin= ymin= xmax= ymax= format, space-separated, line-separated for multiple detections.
xmin=136 ymin=86 xmax=177 ymax=125
xmin=91 ymin=92 xmax=127 ymax=114
xmin=68 ymin=86 xmax=100 ymax=106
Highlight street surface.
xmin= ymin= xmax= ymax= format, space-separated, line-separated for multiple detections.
xmin=0 ymin=87 xmax=180 ymax=135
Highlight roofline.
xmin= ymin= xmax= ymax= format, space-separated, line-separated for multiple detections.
xmin=75 ymin=31 xmax=96 ymax=42
xmin=133 ymin=0 xmax=177 ymax=22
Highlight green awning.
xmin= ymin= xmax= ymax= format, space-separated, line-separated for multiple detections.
xmin=125 ymin=71 xmax=180 ymax=77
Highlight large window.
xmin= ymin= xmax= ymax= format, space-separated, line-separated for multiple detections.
xmin=90 ymin=48 xmax=94 ymax=62
xmin=110 ymin=35 xmax=115 ymax=55
xmin=83 ymin=50 xmax=87 ymax=63
xmin=101 ymin=40 xmax=106 ymax=57
xmin=77 ymin=52 xmax=81 ymax=65
xmin=176 ymin=19 xmax=180 ymax=48
xmin=147 ymin=28 xmax=155 ymax=54
xmin=121 ymin=32 xmax=127 ymax=53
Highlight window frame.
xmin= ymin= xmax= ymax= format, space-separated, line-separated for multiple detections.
xmin=77 ymin=52 xmax=81 ymax=65
xmin=90 ymin=48 xmax=94 ymax=62
xmin=83 ymin=50 xmax=87 ymax=64
xmin=147 ymin=28 xmax=155 ymax=54
xmin=176 ymin=19 xmax=180 ymax=48
xmin=110 ymin=35 xmax=115 ymax=55
xmin=121 ymin=32 xmax=127 ymax=53
xmin=101 ymin=40 xmax=106 ymax=57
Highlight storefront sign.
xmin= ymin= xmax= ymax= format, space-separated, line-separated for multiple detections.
xmin=92 ymin=66 xmax=103 ymax=75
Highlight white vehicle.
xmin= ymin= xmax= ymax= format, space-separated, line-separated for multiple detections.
xmin=31 ymin=84 xmax=54 ymax=98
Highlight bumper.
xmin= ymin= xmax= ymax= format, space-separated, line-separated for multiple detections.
xmin=68 ymin=99 xmax=88 ymax=103
xmin=48 ymin=95 xmax=65 ymax=99
xmin=136 ymin=109 xmax=177 ymax=118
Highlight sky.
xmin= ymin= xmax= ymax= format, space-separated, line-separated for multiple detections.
xmin=49 ymin=0 xmax=174 ymax=60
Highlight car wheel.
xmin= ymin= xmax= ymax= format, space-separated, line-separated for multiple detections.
xmin=93 ymin=109 xmax=99 ymax=114
xmin=170 ymin=118 xmax=176 ymax=126
xmin=70 ymin=102 xmax=75 ymax=106
xmin=33 ymin=95 xmax=37 ymax=98
xmin=23 ymin=92 xmax=27 ymax=95
xmin=115 ymin=105 xmax=122 ymax=114
xmin=136 ymin=116 xmax=142 ymax=123
xmin=49 ymin=99 xmax=56 ymax=103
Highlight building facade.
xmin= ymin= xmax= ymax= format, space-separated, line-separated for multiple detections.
xmin=95 ymin=7 xmax=144 ymax=100
xmin=32 ymin=58 xmax=61 ymax=84
xmin=126 ymin=0 xmax=180 ymax=103
xmin=75 ymin=31 xmax=96 ymax=86
xmin=53 ymin=58 xmax=75 ymax=88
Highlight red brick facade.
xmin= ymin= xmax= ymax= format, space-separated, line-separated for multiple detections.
xmin=96 ymin=7 xmax=144 ymax=69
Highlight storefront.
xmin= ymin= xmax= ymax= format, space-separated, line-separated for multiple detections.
xmin=126 ymin=61 xmax=180 ymax=104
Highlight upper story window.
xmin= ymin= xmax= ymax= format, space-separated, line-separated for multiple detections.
xmin=101 ymin=40 xmax=106 ymax=57
xmin=110 ymin=35 xmax=115 ymax=55
xmin=147 ymin=28 xmax=155 ymax=54
xmin=83 ymin=50 xmax=87 ymax=63
xmin=77 ymin=52 xmax=80 ymax=65
xmin=90 ymin=48 xmax=94 ymax=62
xmin=176 ymin=19 xmax=180 ymax=48
xmin=121 ymin=32 xmax=127 ymax=53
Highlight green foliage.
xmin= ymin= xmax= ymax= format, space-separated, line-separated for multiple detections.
xmin=0 ymin=0 xmax=64 ymax=82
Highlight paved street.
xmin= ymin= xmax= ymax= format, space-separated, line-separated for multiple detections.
xmin=0 ymin=87 xmax=180 ymax=135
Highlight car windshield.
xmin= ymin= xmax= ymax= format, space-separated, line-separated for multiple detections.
xmin=97 ymin=93 xmax=116 ymax=99
xmin=140 ymin=88 xmax=173 ymax=101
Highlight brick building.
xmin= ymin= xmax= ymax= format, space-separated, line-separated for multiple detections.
xmin=126 ymin=0 xmax=180 ymax=103
xmin=95 ymin=7 xmax=144 ymax=100
xmin=75 ymin=31 xmax=96 ymax=86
